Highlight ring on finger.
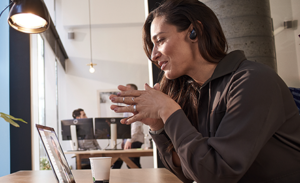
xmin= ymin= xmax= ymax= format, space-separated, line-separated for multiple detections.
xmin=123 ymin=97 xmax=125 ymax=102
xmin=132 ymin=97 xmax=135 ymax=102
xmin=133 ymin=105 xmax=137 ymax=112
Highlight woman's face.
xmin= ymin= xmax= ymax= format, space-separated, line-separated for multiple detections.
xmin=150 ymin=16 xmax=196 ymax=79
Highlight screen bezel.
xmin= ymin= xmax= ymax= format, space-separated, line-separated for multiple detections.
xmin=36 ymin=124 xmax=76 ymax=183
xmin=94 ymin=117 xmax=131 ymax=139
xmin=61 ymin=118 xmax=94 ymax=140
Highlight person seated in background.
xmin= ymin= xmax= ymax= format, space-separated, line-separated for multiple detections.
xmin=112 ymin=84 xmax=144 ymax=169
xmin=72 ymin=108 xmax=87 ymax=119
xmin=72 ymin=108 xmax=101 ymax=169
xmin=72 ymin=108 xmax=101 ymax=150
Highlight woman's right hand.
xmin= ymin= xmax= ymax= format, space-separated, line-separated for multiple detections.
xmin=109 ymin=83 xmax=181 ymax=125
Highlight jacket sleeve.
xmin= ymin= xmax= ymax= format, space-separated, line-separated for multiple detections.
xmin=150 ymin=130 xmax=194 ymax=183
xmin=153 ymin=66 xmax=294 ymax=182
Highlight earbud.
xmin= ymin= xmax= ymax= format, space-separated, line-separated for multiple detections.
xmin=190 ymin=29 xmax=197 ymax=40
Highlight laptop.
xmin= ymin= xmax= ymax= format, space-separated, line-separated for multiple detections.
xmin=36 ymin=124 xmax=76 ymax=183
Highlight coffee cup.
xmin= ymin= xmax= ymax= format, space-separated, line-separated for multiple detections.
xmin=89 ymin=157 xmax=112 ymax=183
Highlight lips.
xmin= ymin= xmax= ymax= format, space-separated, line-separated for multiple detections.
xmin=158 ymin=61 xmax=168 ymax=70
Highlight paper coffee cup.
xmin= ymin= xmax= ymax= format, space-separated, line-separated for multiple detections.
xmin=89 ymin=157 xmax=112 ymax=183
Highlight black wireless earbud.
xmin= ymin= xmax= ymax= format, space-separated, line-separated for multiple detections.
xmin=190 ymin=29 xmax=197 ymax=40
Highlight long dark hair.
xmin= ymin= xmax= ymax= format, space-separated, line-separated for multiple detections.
xmin=143 ymin=0 xmax=227 ymax=130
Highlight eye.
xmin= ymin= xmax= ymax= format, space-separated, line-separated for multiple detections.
xmin=157 ymin=38 xmax=164 ymax=44
xmin=156 ymin=38 xmax=165 ymax=45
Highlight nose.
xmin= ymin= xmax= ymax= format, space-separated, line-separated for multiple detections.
xmin=151 ymin=47 xmax=161 ymax=61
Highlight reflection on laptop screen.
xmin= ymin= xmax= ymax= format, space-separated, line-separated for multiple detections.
xmin=36 ymin=124 xmax=76 ymax=183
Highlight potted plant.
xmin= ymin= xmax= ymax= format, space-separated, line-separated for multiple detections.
xmin=0 ymin=112 xmax=27 ymax=127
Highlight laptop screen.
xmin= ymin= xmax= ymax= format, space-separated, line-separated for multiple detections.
xmin=36 ymin=124 xmax=76 ymax=183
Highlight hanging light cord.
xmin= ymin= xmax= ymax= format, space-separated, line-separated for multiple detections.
xmin=0 ymin=1 xmax=14 ymax=18
xmin=88 ymin=0 xmax=93 ymax=65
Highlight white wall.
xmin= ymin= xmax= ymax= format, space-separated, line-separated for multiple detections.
xmin=43 ymin=0 xmax=153 ymax=169
xmin=270 ymin=0 xmax=300 ymax=87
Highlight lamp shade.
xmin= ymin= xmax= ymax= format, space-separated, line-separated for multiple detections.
xmin=8 ymin=0 xmax=50 ymax=34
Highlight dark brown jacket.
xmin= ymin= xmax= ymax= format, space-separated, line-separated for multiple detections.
xmin=151 ymin=50 xmax=300 ymax=183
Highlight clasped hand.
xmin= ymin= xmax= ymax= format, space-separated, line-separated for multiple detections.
xmin=109 ymin=83 xmax=181 ymax=131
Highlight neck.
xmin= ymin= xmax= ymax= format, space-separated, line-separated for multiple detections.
xmin=188 ymin=58 xmax=218 ymax=86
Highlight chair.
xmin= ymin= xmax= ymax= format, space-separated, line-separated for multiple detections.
xmin=289 ymin=87 xmax=300 ymax=115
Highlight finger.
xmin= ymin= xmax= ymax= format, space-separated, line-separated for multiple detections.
xmin=153 ymin=83 xmax=160 ymax=90
xmin=120 ymin=118 xmax=128 ymax=124
xmin=121 ymin=115 xmax=136 ymax=124
xmin=110 ymin=96 xmax=138 ymax=104
xmin=109 ymin=94 xmax=118 ymax=100
xmin=110 ymin=104 xmax=120 ymax=110
xmin=111 ymin=104 xmax=130 ymax=110
xmin=126 ymin=113 xmax=144 ymax=124
xmin=109 ymin=85 xmax=128 ymax=100
xmin=117 ymin=89 xmax=142 ymax=97
xmin=112 ymin=105 xmax=136 ymax=113
xmin=117 ymin=85 xmax=128 ymax=91
xmin=144 ymin=83 xmax=153 ymax=91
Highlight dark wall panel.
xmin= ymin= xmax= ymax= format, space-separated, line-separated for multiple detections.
xmin=9 ymin=28 xmax=32 ymax=173
xmin=148 ymin=0 xmax=164 ymax=84
xmin=148 ymin=0 xmax=165 ymax=169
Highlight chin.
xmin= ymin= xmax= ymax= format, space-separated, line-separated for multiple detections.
xmin=164 ymin=72 xmax=180 ymax=80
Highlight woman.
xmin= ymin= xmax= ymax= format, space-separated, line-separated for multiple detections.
xmin=110 ymin=0 xmax=300 ymax=182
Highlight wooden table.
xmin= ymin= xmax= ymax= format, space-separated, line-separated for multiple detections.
xmin=0 ymin=168 xmax=182 ymax=183
xmin=64 ymin=149 xmax=153 ymax=169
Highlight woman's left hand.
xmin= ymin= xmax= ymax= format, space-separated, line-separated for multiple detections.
xmin=109 ymin=83 xmax=181 ymax=125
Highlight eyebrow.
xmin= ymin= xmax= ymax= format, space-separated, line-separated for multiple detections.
xmin=151 ymin=32 xmax=166 ymax=41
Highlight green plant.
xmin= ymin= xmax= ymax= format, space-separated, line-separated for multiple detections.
xmin=0 ymin=112 xmax=27 ymax=127
xmin=40 ymin=157 xmax=52 ymax=170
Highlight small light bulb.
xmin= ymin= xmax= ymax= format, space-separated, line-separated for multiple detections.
xmin=89 ymin=65 xmax=95 ymax=73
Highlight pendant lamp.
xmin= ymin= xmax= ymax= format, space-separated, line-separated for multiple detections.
xmin=86 ymin=0 xmax=96 ymax=73
xmin=1 ymin=0 xmax=50 ymax=34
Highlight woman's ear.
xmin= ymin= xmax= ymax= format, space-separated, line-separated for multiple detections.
xmin=187 ymin=24 xmax=196 ymax=41
xmin=188 ymin=20 xmax=202 ymax=42
xmin=190 ymin=29 xmax=197 ymax=40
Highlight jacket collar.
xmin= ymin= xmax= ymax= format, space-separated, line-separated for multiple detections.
xmin=202 ymin=50 xmax=247 ymax=87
